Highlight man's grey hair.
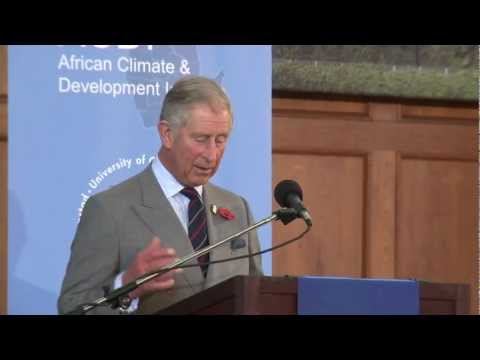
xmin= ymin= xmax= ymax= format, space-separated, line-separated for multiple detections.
xmin=160 ymin=76 xmax=233 ymax=131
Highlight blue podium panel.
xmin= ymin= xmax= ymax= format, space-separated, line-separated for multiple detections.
xmin=298 ymin=276 xmax=420 ymax=315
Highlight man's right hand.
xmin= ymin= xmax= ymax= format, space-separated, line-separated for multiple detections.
xmin=122 ymin=237 xmax=181 ymax=300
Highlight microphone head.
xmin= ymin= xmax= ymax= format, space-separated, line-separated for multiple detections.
xmin=274 ymin=180 xmax=303 ymax=207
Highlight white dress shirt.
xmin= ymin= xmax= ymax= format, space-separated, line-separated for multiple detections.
xmin=150 ymin=155 xmax=203 ymax=234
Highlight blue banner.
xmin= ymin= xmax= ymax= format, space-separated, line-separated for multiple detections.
xmin=298 ymin=276 xmax=420 ymax=315
xmin=8 ymin=45 xmax=272 ymax=314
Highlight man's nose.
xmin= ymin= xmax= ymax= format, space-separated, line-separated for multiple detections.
xmin=203 ymin=140 xmax=217 ymax=163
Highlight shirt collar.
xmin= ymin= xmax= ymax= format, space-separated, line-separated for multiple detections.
xmin=151 ymin=155 xmax=203 ymax=199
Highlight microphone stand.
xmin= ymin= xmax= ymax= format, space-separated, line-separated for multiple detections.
xmin=67 ymin=208 xmax=298 ymax=315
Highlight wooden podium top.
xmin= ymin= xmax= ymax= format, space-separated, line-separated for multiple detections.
xmin=155 ymin=275 xmax=470 ymax=315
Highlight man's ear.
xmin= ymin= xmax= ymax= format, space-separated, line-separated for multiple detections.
xmin=158 ymin=120 xmax=174 ymax=149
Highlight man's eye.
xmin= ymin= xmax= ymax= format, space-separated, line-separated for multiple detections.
xmin=216 ymin=136 xmax=227 ymax=144
xmin=195 ymin=136 xmax=207 ymax=142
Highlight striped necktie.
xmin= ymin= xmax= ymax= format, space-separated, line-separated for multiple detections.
xmin=180 ymin=187 xmax=209 ymax=277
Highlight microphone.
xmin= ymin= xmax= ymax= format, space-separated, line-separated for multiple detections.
xmin=274 ymin=180 xmax=313 ymax=226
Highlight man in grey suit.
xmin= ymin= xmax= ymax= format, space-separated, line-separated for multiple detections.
xmin=58 ymin=76 xmax=263 ymax=315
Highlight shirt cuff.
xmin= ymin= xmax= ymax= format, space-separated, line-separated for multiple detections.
xmin=114 ymin=272 xmax=139 ymax=313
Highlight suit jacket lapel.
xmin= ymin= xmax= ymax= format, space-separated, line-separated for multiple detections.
xmin=203 ymin=184 xmax=239 ymax=289
xmin=132 ymin=165 xmax=204 ymax=288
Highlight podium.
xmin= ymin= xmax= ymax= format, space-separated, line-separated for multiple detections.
xmin=155 ymin=275 xmax=470 ymax=315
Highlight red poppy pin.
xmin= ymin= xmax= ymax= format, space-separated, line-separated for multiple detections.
xmin=210 ymin=204 xmax=235 ymax=220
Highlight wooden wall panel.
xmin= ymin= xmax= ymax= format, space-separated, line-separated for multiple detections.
xmin=397 ymin=158 xmax=477 ymax=308
xmin=272 ymin=153 xmax=365 ymax=277
xmin=402 ymin=105 xmax=477 ymax=120
xmin=365 ymin=151 xmax=397 ymax=278
xmin=273 ymin=97 xmax=478 ymax=314
xmin=273 ymin=115 xmax=475 ymax=160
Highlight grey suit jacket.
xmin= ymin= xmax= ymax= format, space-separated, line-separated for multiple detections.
xmin=58 ymin=164 xmax=263 ymax=315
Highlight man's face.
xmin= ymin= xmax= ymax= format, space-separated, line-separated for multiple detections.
xmin=160 ymin=103 xmax=232 ymax=187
